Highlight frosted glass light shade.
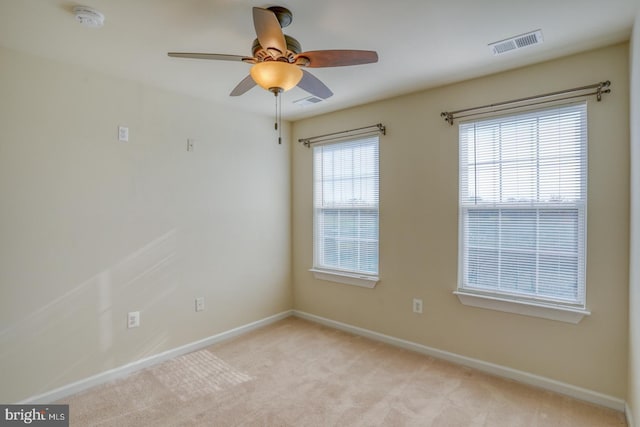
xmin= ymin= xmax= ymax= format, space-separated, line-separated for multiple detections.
xmin=250 ymin=62 xmax=303 ymax=92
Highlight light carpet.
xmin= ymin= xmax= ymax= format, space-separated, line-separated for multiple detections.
xmin=61 ymin=317 xmax=626 ymax=426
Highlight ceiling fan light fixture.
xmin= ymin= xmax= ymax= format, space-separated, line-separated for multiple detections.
xmin=250 ymin=61 xmax=303 ymax=93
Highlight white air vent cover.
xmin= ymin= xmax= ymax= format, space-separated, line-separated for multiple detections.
xmin=489 ymin=30 xmax=543 ymax=55
xmin=293 ymin=96 xmax=323 ymax=107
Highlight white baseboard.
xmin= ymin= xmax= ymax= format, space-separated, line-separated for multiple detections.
xmin=20 ymin=308 xmax=628 ymax=416
xmin=20 ymin=310 xmax=293 ymax=404
xmin=293 ymin=310 xmax=626 ymax=413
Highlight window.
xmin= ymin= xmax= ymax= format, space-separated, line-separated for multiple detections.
xmin=457 ymin=103 xmax=588 ymax=318
xmin=312 ymin=136 xmax=379 ymax=287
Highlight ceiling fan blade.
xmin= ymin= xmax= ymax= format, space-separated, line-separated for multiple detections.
xmin=230 ymin=75 xmax=257 ymax=96
xmin=297 ymin=70 xmax=333 ymax=99
xmin=252 ymin=7 xmax=287 ymax=56
xmin=168 ymin=52 xmax=255 ymax=62
xmin=296 ymin=50 xmax=378 ymax=68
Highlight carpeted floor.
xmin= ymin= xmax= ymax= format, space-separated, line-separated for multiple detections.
xmin=61 ymin=316 xmax=626 ymax=426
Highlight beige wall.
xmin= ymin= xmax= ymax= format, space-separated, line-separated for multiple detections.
xmin=0 ymin=46 xmax=292 ymax=403
xmin=292 ymin=43 xmax=629 ymax=398
xmin=0 ymin=35 xmax=632 ymax=406
xmin=629 ymin=8 xmax=640 ymax=423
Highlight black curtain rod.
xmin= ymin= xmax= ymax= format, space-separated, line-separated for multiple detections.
xmin=299 ymin=123 xmax=386 ymax=147
xmin=441 ymin=80 xmax=611 ymax=125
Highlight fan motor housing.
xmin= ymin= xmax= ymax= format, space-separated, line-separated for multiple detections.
xmin=252 ymin=35 xmax=301 ymax=61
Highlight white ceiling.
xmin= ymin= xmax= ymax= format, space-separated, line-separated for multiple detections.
xmin=0 ymin=0 xmax=637 ymax=121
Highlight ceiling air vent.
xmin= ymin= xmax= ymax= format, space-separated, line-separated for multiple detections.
xmin=489 ymin=30 xmax=543 ymax=56
xmin=293 ymin=96 xmax=323 ymax=107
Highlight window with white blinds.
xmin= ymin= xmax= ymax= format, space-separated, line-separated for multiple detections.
xmin=313 ymin=136 xmax=379 ymax=278
xmin=458 ymin=103 xmax=587 ymax=307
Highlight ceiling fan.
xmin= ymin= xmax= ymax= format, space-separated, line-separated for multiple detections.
xmin=167 ymin=6 xmax=379 ymax=100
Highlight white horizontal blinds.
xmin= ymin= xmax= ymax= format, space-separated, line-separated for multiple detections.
xmin=313 ymin=136 xmax=379 ymax=275
xmin=459 ymin=103 xmax=587 ymax=306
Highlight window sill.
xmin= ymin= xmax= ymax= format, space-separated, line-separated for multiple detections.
xmin=453 ymin=291 xmax=590 ymax=324
xmin=310 ymin=269 xmax=379 ymax=288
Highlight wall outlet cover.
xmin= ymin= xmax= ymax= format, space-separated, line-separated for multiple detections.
xmin=195 ymin=297 xmax=205 ymax=312
xmin=412 ymin=298 xmax=423 ymax=314
xmin=127 ymin=311 xmax=140 ymax=328
xmin=118 ymin=126 xmax=129 ymax=142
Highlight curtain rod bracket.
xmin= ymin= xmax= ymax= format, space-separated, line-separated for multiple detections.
xmin=596 ymin=80 xmax=611 ymax=101
xmin=441 ymin=112 xmax=454 ymax=126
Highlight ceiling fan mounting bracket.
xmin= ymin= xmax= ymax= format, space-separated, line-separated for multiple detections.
xmin=266 ymin=6 xmax=293 ymax=28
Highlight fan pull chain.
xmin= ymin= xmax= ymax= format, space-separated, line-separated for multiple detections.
xmin=277 ymin=90 xmax=282 ymax=144
xmin=275 ymin=91 xmax=282 ymax=144
xmin=274 ymin=91 xmax=278 ymax=133
xmin=271 ymin=88 xmax=284 ymax=144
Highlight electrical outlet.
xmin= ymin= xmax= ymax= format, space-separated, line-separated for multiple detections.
xmin=118 ymin=126 xmax=129 ymax=142
xmin=195 ymin=297 xmax=205 ymax=312
xmin=127 ymin=311 xmax=140 ymax=328
xmin=412 ymin=298 xmax=423 ymax=314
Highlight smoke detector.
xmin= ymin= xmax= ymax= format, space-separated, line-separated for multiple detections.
xmin=73 ymin=6 xmax=105 ymax=28
xmin=489 ymin=30 xmax=543 ymax=55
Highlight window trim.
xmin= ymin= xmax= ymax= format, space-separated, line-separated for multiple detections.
xmin=456 ymin=103 xmax=589 ymax=319
xmin=453 ymin=290 xmax=590 ymax=323
xmin=310 ymin=268 xmax=379 ymax=288
xmin=311 ymin=136 xmax=380 ymax=287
